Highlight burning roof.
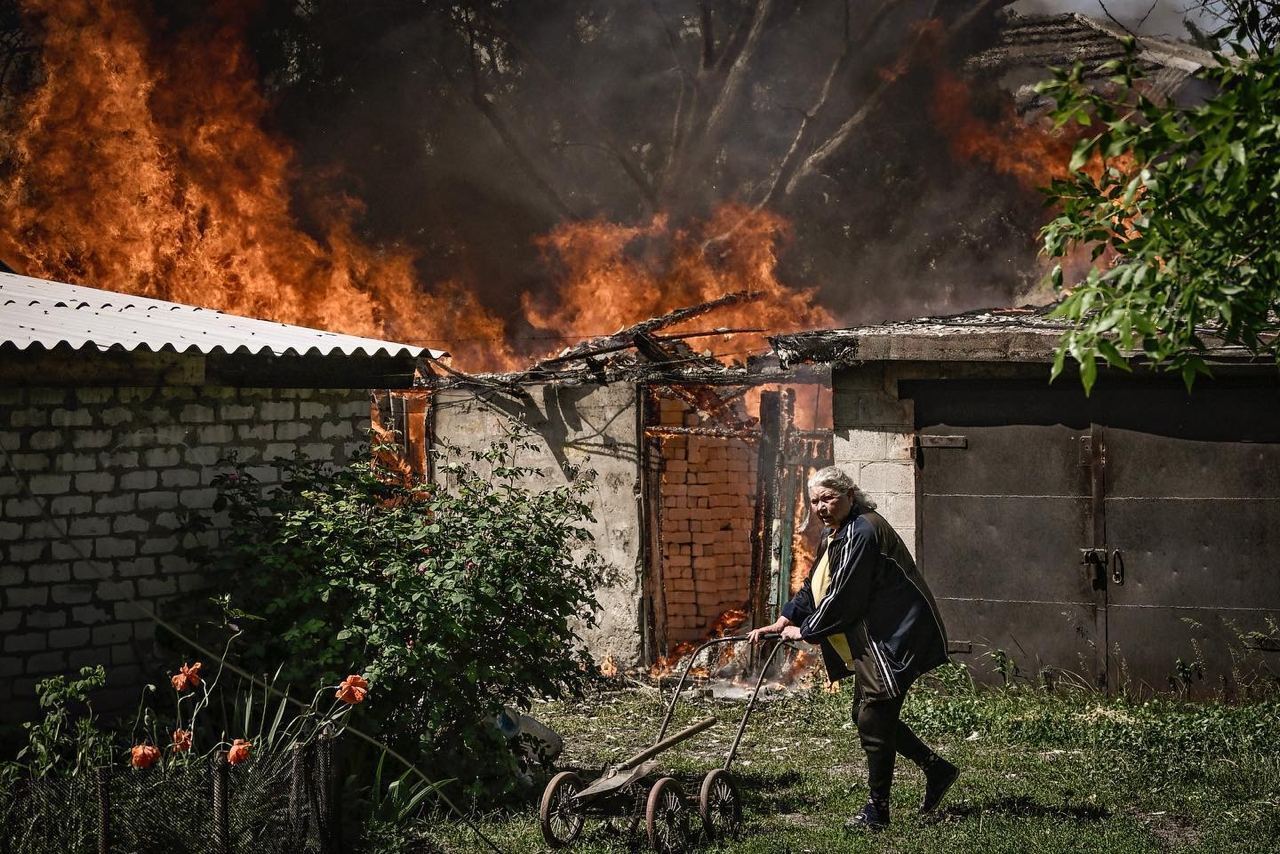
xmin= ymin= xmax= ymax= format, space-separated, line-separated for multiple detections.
xmin=432 ymin=290 xmax=827 ymax=391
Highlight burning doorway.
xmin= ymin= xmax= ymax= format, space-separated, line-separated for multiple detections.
xmin=641 ymin=382 xmax=832 ymax=666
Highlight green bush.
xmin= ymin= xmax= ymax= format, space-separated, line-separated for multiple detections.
xmin=6 ymin=666 xmax=113 ymax=780
xmin=199 ymin=432 xmax=608 ymax=799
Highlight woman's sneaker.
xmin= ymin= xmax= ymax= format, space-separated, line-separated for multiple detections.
xmin=920 ymin=757 xmax=959 ymax=814
xmin=844 ymin=797 xmax=890 ymax=831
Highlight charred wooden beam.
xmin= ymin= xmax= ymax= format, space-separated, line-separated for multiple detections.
xmin=537 ymin=291 xmax=763 ymax=368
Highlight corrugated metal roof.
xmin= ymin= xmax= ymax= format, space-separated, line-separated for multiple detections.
xmin=0 ymin=272 xmax=445 ymax=360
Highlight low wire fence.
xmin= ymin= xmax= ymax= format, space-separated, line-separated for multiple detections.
xmin=0 ymin=737 xmax=338 ymax=854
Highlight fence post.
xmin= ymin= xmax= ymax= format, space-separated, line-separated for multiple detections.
xmin=96 ymin=767 xmax=110 ymax=854
xmin=317 ymin=727 xmax=335 ymax=854
xmin=212 ymin=752 xmax=229 ymax=854
xmin=288 ymin=743 xmax=307 ymax=842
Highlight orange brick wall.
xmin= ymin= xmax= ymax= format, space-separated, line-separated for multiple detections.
xmin=655 ymin=397 xmax=758 ymax=648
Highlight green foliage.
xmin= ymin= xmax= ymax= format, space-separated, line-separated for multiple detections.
xmin=1039 ymin=4 xmax=1280 ymax=392
xmin=202 ymin=432 xmax=608 ymax=798
xmin=8 ymin=666 xmax=112 ymax=779
xmin=416 ymin=679 xmax=1280 ymax=853
xmin=902 ymin=680 xmax=1280 ymax=771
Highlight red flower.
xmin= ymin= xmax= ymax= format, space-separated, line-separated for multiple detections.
xmin=335 ymin=675 xmax=369 ymax=705
xmin=170 ymin=661 xmax=203 ymax=692
xmin=171 ymin=729 xmax=193 ymax=753
xmin=227 ymin=739 xmax=252 ymax=765
xmin=130 ymin=744 xmax=161 ymax=769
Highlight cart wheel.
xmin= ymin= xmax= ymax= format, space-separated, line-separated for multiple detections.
xmin=540 ymin=771 xmax=586 ymax=848
xmin=645 ymin=777 xmax=691 ymax=853
xmin=699 ymin=769 xmax=742 ymax=839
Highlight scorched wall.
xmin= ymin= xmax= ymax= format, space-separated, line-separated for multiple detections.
xmin=430 ymin=383 xmax=644 ymax=668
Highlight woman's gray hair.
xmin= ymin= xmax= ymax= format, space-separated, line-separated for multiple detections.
xmin=807 ymin=465 xmax=877 ymax=513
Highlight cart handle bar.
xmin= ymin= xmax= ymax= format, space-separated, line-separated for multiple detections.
xmin=653 ymin=633 xmax=787 ymax=744
xmin=620 ymin=715 xmax=718 ymax=771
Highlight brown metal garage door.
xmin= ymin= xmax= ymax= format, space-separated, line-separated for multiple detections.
xmin=907 ymin=377 xmax=1280 ymax=695
xmin=1100 ymin=383 xmax=1280 ymax=694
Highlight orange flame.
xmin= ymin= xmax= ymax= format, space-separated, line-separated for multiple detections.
xmin=649 ymin=607 xmax=748 ymax=679
xmin=1 ymin=1 xmax=832 ymax=375
xmin=928 ymin=68 xmax=1144 ymax=288
xmin=929 ymin=69 xmax=1078 ymax=192
xmin=0 ymin=0 xmax=518 ymax=371
xmin=779 ymin=648 xmax=819 ymax=687
xmin=599 ymin=653 xmax=619 ymax=679
xmin=527 ymin=206 xmax=833 ymax=362
xmin=930 ymin=69 xmax=1141 ymax=193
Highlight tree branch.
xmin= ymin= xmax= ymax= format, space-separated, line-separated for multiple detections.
xmin=648 ymin=0 xmax=695 ymax=185
xmin=700 ymin=2 xmax=715 ymax=70
xmin=661 ymin=0 xmax=774 ymax=202
xmin=701 ymin=0 xmax=774 ymax=149
xmin=1097 ymin=1 xmax=1139 ymax=37
xmin=470 ymin=9 xmax=660 ymax=208
xmin=458 ymin=17 xmax=576 ymax=219
xmin=784 ymin=0 xmax=998 ymax=195
xmin=757 ymin=0 xmax=905 ymax=210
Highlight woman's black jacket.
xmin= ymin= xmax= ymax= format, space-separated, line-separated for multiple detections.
xmin=781 ymin=511 xmax=949 ymax=698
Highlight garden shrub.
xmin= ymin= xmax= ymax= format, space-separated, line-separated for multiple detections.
xmin=197 ymin=431 xmax=608 ymax=799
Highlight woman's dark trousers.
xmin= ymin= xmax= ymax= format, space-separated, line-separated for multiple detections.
xmin=854 ymin=691 xmax=935 ymax=801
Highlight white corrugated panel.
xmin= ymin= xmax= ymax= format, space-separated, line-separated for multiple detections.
xmin=0 ymin=272 xmax=444 ymax=359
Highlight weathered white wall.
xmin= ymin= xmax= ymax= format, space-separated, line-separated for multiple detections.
xmin=831 ymin=365 xmax=917 ymax=555
xmin=431 ymin=383 xmax=644 ymax=666
xmin=0 ymin=381 xmax=371 ymax=721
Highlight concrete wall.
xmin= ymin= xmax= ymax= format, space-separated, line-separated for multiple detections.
xmin=831 ymin=364 xmax=917 ymax=555
xmin=431 ymin=384 xmax=644 ymax=667
xmin=0 ymin=382 xmax=371 ymax=722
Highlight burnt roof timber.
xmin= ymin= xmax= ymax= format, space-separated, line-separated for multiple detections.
xmin=534 ymin=291 xmax=763 ymax=369
xmin=430 ymin=355 xmax=828 ymax=392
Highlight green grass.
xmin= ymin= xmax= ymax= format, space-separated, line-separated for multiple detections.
xmin=401 ymin=670 xmax=1280 ymax=852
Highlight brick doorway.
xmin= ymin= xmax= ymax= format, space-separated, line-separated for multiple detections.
xmin=641 ymin=382 xmax=831 ymax=662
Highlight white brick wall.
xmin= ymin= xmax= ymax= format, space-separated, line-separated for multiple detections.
xmin=831 ymin=365 xmax=918 ymax=556
xmin=0 ymin=384 xmax=374 ymax=720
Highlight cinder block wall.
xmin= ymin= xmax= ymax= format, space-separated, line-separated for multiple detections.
xmin=656 ymin=397 xmax=756 ymax=647
xmin=0 ymin=384 xmax=371 ymax=723
xmin=430 ymin=384 xmax=645 ymax=669
xmin=831 ymin=365 xmax=917 ymax=555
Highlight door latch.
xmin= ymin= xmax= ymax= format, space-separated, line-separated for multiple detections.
xmin=1109 ymin=549 xmax=1125 ymax=586
xmin=1080 ymin=548 xmax=1108 ymax=590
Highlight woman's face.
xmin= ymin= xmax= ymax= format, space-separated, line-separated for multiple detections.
xmin=809 ymin=486 xmax=854 ymax=528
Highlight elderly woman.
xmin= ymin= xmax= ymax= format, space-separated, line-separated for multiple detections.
xmin=749 ymin=465 xmax=958 ymax=830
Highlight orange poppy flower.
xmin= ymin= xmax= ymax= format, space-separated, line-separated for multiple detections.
xmin=130 ymin=744 xmax=161 ymax=769
xmin=171 ymin=729 xmax=193 ymax=753
xmin=227 ymin=738 xmax=252 ymax=765
xmin=335 ymin=674 xmax=369 ymax=704
xmin=170 ymin=661 xmax=203 ymax=692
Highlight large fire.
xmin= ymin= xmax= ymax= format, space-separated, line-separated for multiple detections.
xmin=0 ymin=0 xmax=831 ymax=373
xmin=929 ymin=69 xmax=1078 ymax=193
xmin=928 ymin=67 xmax=1142 ymax=289
xmin=528 ymin=208 xmax=833 ymax=362
xmin=0 ymin=0 xmax=519 ymax=371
